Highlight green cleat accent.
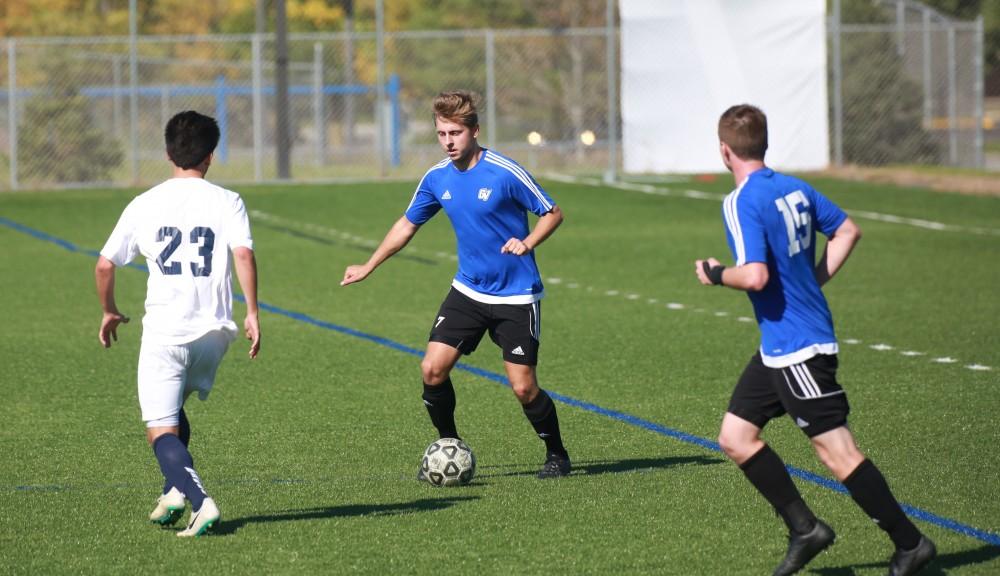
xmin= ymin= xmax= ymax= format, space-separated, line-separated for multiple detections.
xmin=149 ymin=487 xmax=186 ymax=526
xmin=177 ymin=498 xmax=220 ymax=538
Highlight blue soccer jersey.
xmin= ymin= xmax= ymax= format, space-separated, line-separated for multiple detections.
xmin=722 ymin=168 xmax=848 ymax=368
xmin=405 ymin=149 xmax=556 ymax=304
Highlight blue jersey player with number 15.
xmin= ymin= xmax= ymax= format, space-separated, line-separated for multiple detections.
xmin=341 ymin=91 xmax=571 ymax=479
xmin=694 ymin=105 xmax=935 ymax=576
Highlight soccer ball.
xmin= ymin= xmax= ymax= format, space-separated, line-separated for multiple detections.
xmin=420 ymin=438 xmax=476 ymax=487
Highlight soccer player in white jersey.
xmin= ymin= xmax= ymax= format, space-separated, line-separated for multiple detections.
xmin=694 ymin=105 xmax=935 ymax=576
xmin=342 ymin=91 xmax=571 ymax=479
xmin=95 ymin=110 xmax=260 ymax=537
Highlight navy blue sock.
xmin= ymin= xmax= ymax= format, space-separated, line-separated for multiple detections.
xmin=178 ymin=409 xmax=191 ymax=447
xmin=153 ymin=433 xmax=208 ymax=511
xmin=162 ymin=410 xmax=193 ymax=495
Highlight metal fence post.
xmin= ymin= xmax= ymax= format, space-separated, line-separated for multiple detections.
xmin=604 ymin=0 xmax=618 ymax=183
xmin=831 ymin=0 xmax=843 ymax=167
xmin=253 ymin=34 xmax=263 ymax=182
xmin=975 ymin=15 xmax=984 ymax=169
xmin=922 ymin=9 xmax=932 ymax=125
xmin=375 ymin=0 xmax=386 ymax=177
xmin=129 ymin=0 xmax=140 ymax=185
xmin=896 ymin=0 xmax=906 ymax=56
xmin=113 ymin=55 xmax=122 ymax=138
xmin=947 ymin=24 xmax=957 ymax=165
xmin=160 ymin=85 xmax=170 ymax=133
xmin=7 ymin=38 xmax=17 ymax=190
xmin=215 ymin=75 xmax=229 ymax=163
xmin=313 ymin=42 xmax=325 ymax=166
xmin=485 ymin=29 xmax=497 ymax=151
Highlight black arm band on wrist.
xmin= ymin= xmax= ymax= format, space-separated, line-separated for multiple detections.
xmin=706 ymin=264 xmax=726 ymax=286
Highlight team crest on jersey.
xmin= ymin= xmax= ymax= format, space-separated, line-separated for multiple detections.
xmin=477 ymin=188 xmax=492 ymax=201
xmin=442 ymin=190 xmax=452 ymax=200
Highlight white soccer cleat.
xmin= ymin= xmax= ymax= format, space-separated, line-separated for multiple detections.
xmin=177 ymin=498 xmax=220 ymax=537
xmin=149 ymin=487 xmax=186 ymax=526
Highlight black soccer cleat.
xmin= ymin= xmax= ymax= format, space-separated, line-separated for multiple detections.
xmin=772 ymin=519 xmax=836 ymax=576
xmin=888 ymin=535 xmax=936 ymax=576
xmin=537 ymin=453 xmax=571 ymax=479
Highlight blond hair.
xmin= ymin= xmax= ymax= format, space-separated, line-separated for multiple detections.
xmin=433 ymin=91 xmax=479 ymax=128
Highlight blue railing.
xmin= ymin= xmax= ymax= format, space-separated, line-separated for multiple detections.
xmin=3 ymin=74 xmax=402 ymax=166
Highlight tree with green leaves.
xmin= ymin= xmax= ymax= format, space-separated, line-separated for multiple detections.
xmin=19 ymin=93 xmax=124 ymax=184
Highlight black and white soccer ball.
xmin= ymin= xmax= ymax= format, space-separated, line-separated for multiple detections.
xmin=420 ymin=438 xmax=476 ymax=487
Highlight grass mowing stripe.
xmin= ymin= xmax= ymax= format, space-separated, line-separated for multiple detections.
xmin=546 ymin=173 xmax=1000 ymax=237
xmin=4 ymin=214 xmax=999 ymax=549
xmin=239 ymin=209 xmax=996 ymax=372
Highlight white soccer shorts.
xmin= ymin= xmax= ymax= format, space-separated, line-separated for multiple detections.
xmin=138 ymin=330 xmax=232 ymax=427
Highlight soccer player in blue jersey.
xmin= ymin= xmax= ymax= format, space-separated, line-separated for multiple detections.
xmin=341 ymin=91 xmax=570 ymax=479
xmin=694 ymin=105 xmax=935 ymax=576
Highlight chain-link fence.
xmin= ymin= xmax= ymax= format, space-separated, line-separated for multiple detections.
xmin=0 ymin=27 xmax=617 ymax=191
xmin=831 ymin=0 xmax=984 ymax=168
xmin=0 ymin=0 xmax=987 ymax=191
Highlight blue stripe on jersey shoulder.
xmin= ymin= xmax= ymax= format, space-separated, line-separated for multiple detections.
xmin=482 ymin=150 xmax=553 ymax=211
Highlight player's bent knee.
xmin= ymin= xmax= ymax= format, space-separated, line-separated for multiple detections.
xmin=718 ymin=431 xmax=759 ymax=463
xmin=510 ymin=383 xmax=537 ymax=404
xmin=816 ymin=446 xmax=864 ymax=481
xmin=420 ymin=360 xmax=450 ymax=385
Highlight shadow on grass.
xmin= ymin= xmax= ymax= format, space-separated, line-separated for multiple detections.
xmin=477 ymin=455 xmax=724 ymax=479
xmin=213 ymin=495 xmax=479 ymax=536
xmin=810 ymin=542 xmax=1000 ymax=575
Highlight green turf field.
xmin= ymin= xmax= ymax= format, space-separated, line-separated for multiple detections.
xmin=1 ymin=175 xmax=998 ymax=574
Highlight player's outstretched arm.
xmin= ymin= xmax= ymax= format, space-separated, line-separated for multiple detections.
xmin=341 ymin=216 xmax=420 ymax=286
xmin=694 ymin=257 xmax=768 ymax=291
xmin=501 ymin=206 xmax=564 ymax=256
xmin=815 ymin=217 xmax=861 ymax=287
xmin=233 ymin=247 xmax=260 ymax=359
xmin=95 ymin=255 xmax=130 ymax=348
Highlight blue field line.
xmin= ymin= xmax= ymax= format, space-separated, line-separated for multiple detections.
xmin=3 ymin=215 xmax=998 ymax=548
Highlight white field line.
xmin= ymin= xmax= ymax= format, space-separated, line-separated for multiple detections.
xmin=253 ymin=208 xmax=993 ymax=373
xmin=544 ymin=173 xmax=1000 ymax=238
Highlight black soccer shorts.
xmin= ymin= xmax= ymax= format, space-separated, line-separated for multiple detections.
xmin=727 ymin=351 xmax=851 ymax=438
xmin=428 ymin=287 xmax=541 ymax=365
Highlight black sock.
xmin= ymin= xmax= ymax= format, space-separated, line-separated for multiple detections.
xmin=522 ymin=390 xmax=568 ymax=458
xmin=152 ymin=433 xmax=208 ymax=511
xmin=740 ymin=444 xmax=816 ymax=534
xmin=843 ymin=459 xmax=921 ymax=550
xmin=422 ymin=379 xmax=459 ymax=439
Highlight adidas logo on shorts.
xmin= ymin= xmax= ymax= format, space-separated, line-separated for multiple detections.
xmin=511 ymin=346 xmax=525 ymax=356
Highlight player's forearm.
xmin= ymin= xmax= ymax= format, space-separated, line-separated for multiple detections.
xmin=95 ymin=256 xmax=120 ymax=313
xmin=816 ymin=218 xmax=861 ymax=286
xmin=524 ymin=206 xmax=564 ymax=251
xmin=233 ymin=248 xmax=259 ymax=315
xmin=366 ymin=216 xmax=419 ymax=270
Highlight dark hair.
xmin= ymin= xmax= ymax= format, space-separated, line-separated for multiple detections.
xmin=432 ymin=91 xmax=479 ymax=128
xmin=165 ymin=111 xmax=220 ymax=169
xmin=718 ymin=104 xmax=768 ymax=161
